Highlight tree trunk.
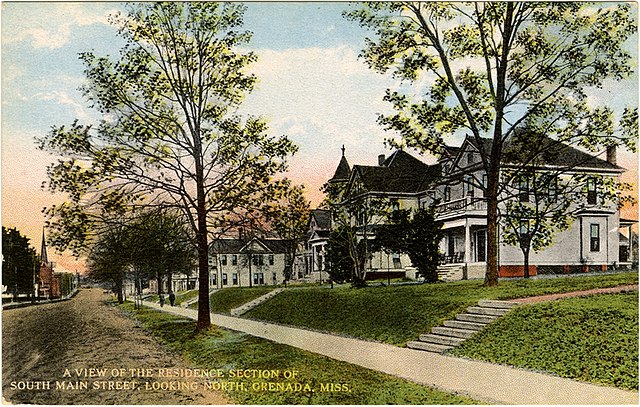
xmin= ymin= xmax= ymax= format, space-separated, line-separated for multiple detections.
xmin=523 ymin=248 xmax=531 ymax=279
xmin=115 ymin=279 xmax=124 ymax=304
xmin=485 ymin=169 xmax=501 ymax=286
xmin=167 ymin=271 xmax=173 ymax=293
xmin=156 ymin=273 xmax=162 ymax=295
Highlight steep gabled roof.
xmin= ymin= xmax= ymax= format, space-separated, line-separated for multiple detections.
xmin=449 ymin=134 xmax=625 ymax=172
xmin=310 ymin=209 xmax=331 ymax=230
xmin=209 ymin=237 xmax=291 ymax=254
xmin=330 ymin=155 xmax=351 ymax=182
xmin=347 ymin=150 xmax=439 ymax=195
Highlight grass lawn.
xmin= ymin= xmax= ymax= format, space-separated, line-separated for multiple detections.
xmin=120 ymin=303 xmax=480 ymax=404
xmin=189 ymin=286 xmax=276 ymax=314
xmin=245 ymin=272 xmax=637 ymax=346
xmin=174 ymin=289 xmax=199 ymax=305
xmin=450 ymin=292 xmax=639 ymax=390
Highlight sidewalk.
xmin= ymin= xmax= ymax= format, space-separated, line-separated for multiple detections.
xmin=142 ymin=301 xmax=638 ymax=404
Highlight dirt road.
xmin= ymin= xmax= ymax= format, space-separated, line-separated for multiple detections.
xmin=2 ymin=288 xmax=227 ymax=405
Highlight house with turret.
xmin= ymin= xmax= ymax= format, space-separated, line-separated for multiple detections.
xmin=318 ymin=137 xmax=636 ymax=281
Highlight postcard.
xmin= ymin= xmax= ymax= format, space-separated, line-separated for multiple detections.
xmin=2 ymin=2 xmax=638 ymax=405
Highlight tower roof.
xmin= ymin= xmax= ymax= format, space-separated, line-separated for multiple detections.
xmin=40 ymin=228 xmax=48 ymax=265
xmin=329 ymin=146 xmax=351 ymax=182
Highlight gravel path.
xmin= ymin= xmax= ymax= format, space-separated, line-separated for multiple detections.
xmin=511 ymin=284 xmax=638 ymax=303
xmin=2 ymin=288 xmax=227 ymax=405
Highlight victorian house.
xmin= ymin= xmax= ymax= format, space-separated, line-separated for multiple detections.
xmin=320 ymin=136 xmax=636 ymax=281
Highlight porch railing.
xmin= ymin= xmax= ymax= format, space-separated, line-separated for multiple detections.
xmin=436 ymin=196 xmax=487 ymax=215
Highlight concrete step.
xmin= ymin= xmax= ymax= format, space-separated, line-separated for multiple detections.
xmin=455 ymin=313 xmax=499 ymax=324
xmin=419 ymin=334 xmax=465 ymax=347
xmin=431 ymin=326 xmax=478 ymax=339
xmin=443 ymin=319 xmax=487 ymax=331
xmin=407 ymin=340 xmax=453 ymax=353
xmin=466 ymin=306 xmax=510 ymax=316
xmin=477 ymin=300 xmax=519 ymax=309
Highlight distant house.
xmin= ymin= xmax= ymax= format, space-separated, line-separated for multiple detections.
xmin=296 ymin=209 xmax=332 ymax=282
xmin=209 ymin=237 xmax=290 ymax=287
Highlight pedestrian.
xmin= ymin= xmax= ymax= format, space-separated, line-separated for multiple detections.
xmin=159 ymin=294 xmax=165 ymax=307
xmin=168 ymin=291 xmax=176 ymax=307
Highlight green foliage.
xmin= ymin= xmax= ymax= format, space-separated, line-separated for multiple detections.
xmin=246 ymin=272 xmax=637 ymax=346
xmin=263 ymin=180 xmax=311 ymax=282
xmin=37 ymin=3 xmax=298 ymax=328
xmin=374 ymin=207 xmax=445 ymax=282
xmin=326 ymin=224 xmax=362 ymax=284
xmin=451 ymin=292 xmax=639 ymax=390
xmin=121 ymin=303 xmax=479 ymax=404
xmin=1 ymin=227 xmax=38 ymax=296
xmin=345 ymin=2 xmax=638 ymax=285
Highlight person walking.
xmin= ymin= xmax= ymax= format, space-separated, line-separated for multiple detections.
xmin=159 ymin=293 xmax=165 ymax=307
xmin=168 ymin=291 xmax=176 ymax=307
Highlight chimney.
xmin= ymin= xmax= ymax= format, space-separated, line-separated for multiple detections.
xmin=378 ymin=154 xmax=385 ymax=166
xmin=606 ymin=146 xmax=617 ymax=166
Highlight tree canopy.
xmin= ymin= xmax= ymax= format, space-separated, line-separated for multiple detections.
xmin=345 ymin=2 xmax=637 ymax=285
xmin=38 ymin=3 xmax=297 ymax=328
xmin=2 ymin=227 xmax=38 ymax=297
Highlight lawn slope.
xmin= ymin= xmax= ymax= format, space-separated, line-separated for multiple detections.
xmin=450 ymin=292 xmax=638 ymax=390
xmin=246 ymin=272 xmax=637 ymax=346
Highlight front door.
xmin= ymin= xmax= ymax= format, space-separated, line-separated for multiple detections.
xmin=475 ymin=230 xmax=486 ymax=262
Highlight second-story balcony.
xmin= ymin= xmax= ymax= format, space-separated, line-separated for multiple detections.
xmin=436 ymin=196 xmax=487 ymax=219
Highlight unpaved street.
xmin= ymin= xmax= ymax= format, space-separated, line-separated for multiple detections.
xmin=2 ymin=288 xmax=227 ymax=405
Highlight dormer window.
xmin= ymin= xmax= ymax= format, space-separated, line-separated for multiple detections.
xmin=467 ymin=153 xmax=475 ymax=165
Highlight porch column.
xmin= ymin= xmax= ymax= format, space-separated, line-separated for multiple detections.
xmin=464 ymin=219 xmax=472 ymax=264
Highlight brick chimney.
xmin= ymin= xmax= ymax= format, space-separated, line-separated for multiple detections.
xmin=606 ymin=146 xmax=617 ymax=166
xmin=378 ymin=154 xmax=385 ymax=166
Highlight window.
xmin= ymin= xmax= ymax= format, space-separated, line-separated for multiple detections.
xmin=587 ymin=178 xmax=597 ymax=205
xmin=232 ymin=273 xmax=238 ymax=285
xmin=272 ymin=272 xmax=277 ymax=283
xmin=392 ymin=200 xmax=400 ymax=212
xmin=268 ymin=255 xmax=274 ymax=266
xmin=252 ymin=255 xmax=259 ymax=266
xmin=211 ymin=275 xmax=217 ymax=286
xmin=222 ymin=273 xmax=228 ymax=286
xmin=467 ymin=153 xmax=475 ymax=165
xmin=253 ymin=273 xmax=264 ymax=285
xmin=221 ymin=255 xmax=227 ymax=266
xmin=444 ymin=186 xmax=451 ymax=202
xmin=465 ymin=176 xmax=474 ymax=196
xmin=232 ymin=255 xmax=238 ymax=266
xmin=590 ymin=224 xmax=600 ymax=252
xmin=517 ymin=177 xmax=529 ymax=202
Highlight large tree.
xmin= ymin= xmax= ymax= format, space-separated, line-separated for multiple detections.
xmin=345 ymin=2 xmax=637 ymax=285
xmin=38 ymin=3 xmax=296 ymax=328
xmin=264 ymin=180 xmax=311 ymax=285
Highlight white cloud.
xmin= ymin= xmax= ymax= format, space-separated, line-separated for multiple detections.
xmin=2 ymin=3 xmax=114 ymax=49
xmin=31 ymin=90 xmax=91 ymax=121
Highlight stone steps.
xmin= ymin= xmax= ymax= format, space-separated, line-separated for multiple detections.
xmin=230 ymin=288 xmax=285 ymax=316
xmin=407 ymin=299 xmax=519 ymax=354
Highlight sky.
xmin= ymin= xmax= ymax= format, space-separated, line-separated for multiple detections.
xmin=1 ymin=2 xmax=638 ymax=273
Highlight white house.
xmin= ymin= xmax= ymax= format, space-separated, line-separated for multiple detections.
xmin=209 ymin=237 xmax=291 ymax=287
xmin=321 ymin=136 xmax=636 ymax=281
